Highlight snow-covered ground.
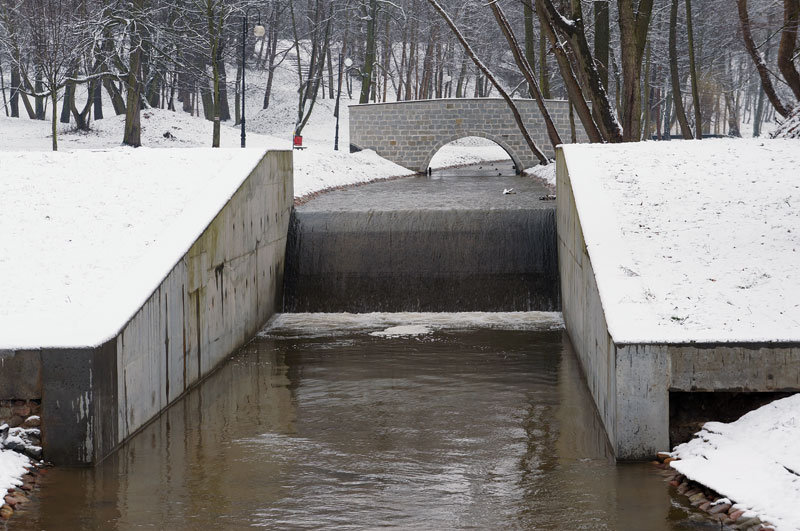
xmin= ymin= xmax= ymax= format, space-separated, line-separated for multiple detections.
xmin=671 ymin=394 xmax=800 ymax=530
xmin=0 ymin=446 xmax=29 ymax=504
xmin=0 ymin=47 xmax=516 ymax=200
xmin=563 ymin=138 xmax=800 ymax=343
xmin=526 ymin=163 xmax=556 ymax=187
xmin=0 ymin=107 xmax=417 ymax=201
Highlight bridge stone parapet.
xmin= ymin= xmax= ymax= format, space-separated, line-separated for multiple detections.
xmin=349 ymin=98 xmax=588 ymax=173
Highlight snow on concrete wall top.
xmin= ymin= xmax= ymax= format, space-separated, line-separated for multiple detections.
xmin=563 ymin=138 xmax=800 ymax=344
xmin=0 ymin=148 xmax=278 ymax=350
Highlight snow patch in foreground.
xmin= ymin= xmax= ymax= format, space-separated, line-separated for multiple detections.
xmin=0 ymin=447 xmax=29 ymax=501
xmin=670 ymin=394 xmax=800 ymax=531
xmin=370 ymin=325 xmax=432 ymax=338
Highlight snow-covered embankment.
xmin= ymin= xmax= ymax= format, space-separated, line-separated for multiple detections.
xmin=667 ymin=394 xmax=800 ymax=530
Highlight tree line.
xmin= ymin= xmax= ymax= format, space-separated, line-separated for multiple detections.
xmin=1 ymin=0 xmax=798 ymax=151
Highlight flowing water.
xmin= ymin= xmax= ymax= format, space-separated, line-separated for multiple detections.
xmin=13 ymin=316 xmax=712 ymax=530
xmin=284 ymin=161 xmax=559 ymax=313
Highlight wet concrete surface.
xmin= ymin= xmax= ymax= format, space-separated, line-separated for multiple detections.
xmin=12 ymin=327 xmax=714 ymax=530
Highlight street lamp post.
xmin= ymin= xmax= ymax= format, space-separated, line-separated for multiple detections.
xmin=241 ymin=8 xmax=265 ymax=148
xmin=334 ymin=56 xmax=353 ymax=151
xmin=443 ymin=75 xmax=452 ymax=98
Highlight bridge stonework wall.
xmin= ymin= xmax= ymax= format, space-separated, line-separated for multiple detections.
xmin=349 ymin=98 xmax=588 ymax=172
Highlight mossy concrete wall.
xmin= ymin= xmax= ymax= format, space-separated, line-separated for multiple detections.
xmin=1 ymin=151 xmax=293 ymax=466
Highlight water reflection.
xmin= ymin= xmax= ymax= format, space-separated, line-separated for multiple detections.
xmin=15 ymin=329 xmax=688 ymax=529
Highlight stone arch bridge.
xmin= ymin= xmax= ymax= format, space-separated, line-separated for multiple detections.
xmin=349 ymin=98 xmax=588 ymax=173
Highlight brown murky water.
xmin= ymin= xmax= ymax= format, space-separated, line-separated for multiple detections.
xmin=13 ymin=327 xmax=710 ymax=529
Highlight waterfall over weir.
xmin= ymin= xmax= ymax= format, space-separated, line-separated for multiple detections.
xmin=283 ymin=162 xmax=560 ymax=313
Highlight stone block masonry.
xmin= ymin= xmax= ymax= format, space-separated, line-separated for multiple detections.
xmin=349 ymin=98 xmax=587 ymax=172
xmin=0 ymin=151 xmax=293 ymax=466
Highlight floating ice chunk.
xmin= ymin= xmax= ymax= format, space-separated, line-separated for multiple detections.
xmin=370 ymin=325 xmax=432 ymax=338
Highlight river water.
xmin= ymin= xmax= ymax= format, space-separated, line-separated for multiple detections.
xmin=13 ymin=315 xmax=711 ymax=530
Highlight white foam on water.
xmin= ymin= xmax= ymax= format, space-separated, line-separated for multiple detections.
xmin=260 ymin=312 xmax=564 ymax=338
xmin=370 ymin=325 xmax=433 ymax=338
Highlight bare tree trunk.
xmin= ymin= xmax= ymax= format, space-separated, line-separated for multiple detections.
xmin=360 ymin=0 xmax=378 ymax=103
xmin=643 ymin=41 xmax=651 ymax=140
xmin=539 ymin=29 xmax=551 ymax=98
xmin=103 ymin=77 xmax=126 ymax=115
xmin=428 ymin=0 xmax=548 ymax=165
xmin=61 ymin=78 xmax=73 ymax=124
xmin=455 ymin=54 xmax=467 ymax=98
xmin=419 ymin=27 xmax=436 ymax=100
xmin=0 ymin=64 xmax=7 ymax=117
xmin=725 ymin=92 xmax=741 ymax=137
xmin=263 ymin=29 xmax=278 ymax=108
xmin=663 ymin=89 xmax=673 ymax=138
xmin=524 ymin=0 xmax=537 ymax=97
xmin=10 ymin=65 xmax=20 ymax=117
xmin=753 ymin=74 xmax=766 ymax=136
xmin=93 ymin=82 xmax=103 ymax=119
xmin=737 ymin=0 xmax=790 ymax=117
xmin=217 ymin=53 xmax=231 ymax=121
xmin=489 ymin=0 xmax=562 ymax=151
xmin=123 ymin=1 xmax=143 ymax=147
xmin=618 ymin=0 xmax=655 ymax=141
xmin=685 ymin=0 xmax=702 ymax=138
xmin=405 ymin=1 xmax=417 ymax=101
xmin=539 ymin=0 xmax=622 ymax=142
xmin=382 ymin=16 xmax=390 ymax=102
xmin=328 ymin=48 xmax=335 ymax=100
xmin=594 ymin=0 xmax=610 ymax=127
xmin=669 ymin=0 xmax=693 ymax=138
xmin=51 ymin=90 xmax=58 ymax=151
xmin=655 ymin=87 xmax=663 ymax=139
xmin=594 ymin=0 xmax=610 ymax=90
xmin=536 ymin=0 xmax=604 ymax=143
xmin=778 ymin=0 xmax=800 ymax=100
xmin=35 ymin=69 xmax=45 ymax=120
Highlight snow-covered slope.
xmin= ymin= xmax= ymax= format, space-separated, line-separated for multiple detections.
xmin=671 ymin=394 xmax=800 ymax=531
xmin=0 ymin=148 xmax=268 ymax=349
xmin=563 ymin=138 xmax=800 ymax=343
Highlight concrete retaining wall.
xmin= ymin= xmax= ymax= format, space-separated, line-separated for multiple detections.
xmin=1 ymin=151 xmax=293 ymax=465
xmin=349 ymin=98 xmax=587 ymax=172
xmin=557 ymin=147 xmax=800 ymax=460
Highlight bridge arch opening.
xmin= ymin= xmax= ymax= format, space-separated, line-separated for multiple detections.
xmin=423 ymin=134 xmax=524 ymax=175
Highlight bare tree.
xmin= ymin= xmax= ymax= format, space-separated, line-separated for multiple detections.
xmin=427 ymin=0 xmax=548 ymax=165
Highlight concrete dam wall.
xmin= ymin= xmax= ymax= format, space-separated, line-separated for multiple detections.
xmin=0 ymin=151 xmax=293 ymax=466
xmin=283 ymin=171 xmax=559 ymax=313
